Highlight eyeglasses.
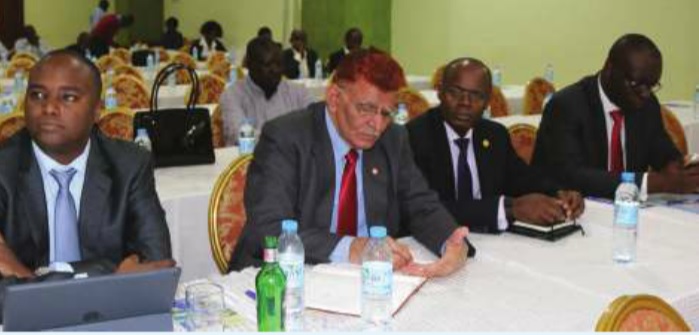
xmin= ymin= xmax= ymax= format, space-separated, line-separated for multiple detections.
xmin=626 ymin=79 xmax=662 ymax=94
xmin=337 ymin=86 xmax=398 ymax=119
xmin=443 ymin=85 xmax=488 ymax=103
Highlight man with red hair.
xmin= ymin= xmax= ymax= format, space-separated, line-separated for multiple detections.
xmin=230 ymin=50 xmax=473 ymax=277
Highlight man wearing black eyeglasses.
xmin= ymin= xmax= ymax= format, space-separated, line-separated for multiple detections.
xmin=407 ymin=57 xmax=584 ymax=233
xmin=532 ymin=33 xmax=699 ymax=198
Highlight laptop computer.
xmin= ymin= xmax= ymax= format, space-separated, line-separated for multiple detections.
xmin=2 ymin=267 xmax=181 ymax=331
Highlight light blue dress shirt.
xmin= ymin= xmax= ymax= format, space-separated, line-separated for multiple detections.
xmin=32 ymin=141 xmax=90 ymax=264
xmin=324 ymin=109 xmax=368 ymax=263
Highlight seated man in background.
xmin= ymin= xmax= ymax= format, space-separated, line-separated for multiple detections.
xmin=219 ymin=37 xmax=313 ymax=146
xmin=326 ymin=27 xmax=364 ymax=75
xmin=161 ymin=17 xmax=184 ymax=50
xmin=532 ymin=33 xmax=699 ymax=199
xmin=230 ymin=50 xmax=473 ymax=278
xmin=0 ymin=50 xmax=174 ymax=281
xmin=282 ymin=29 xmax=319 ymax=79
xmin=407 ymin=58 xmax=584 ymax=233
xmin=190 ymin=20 xmax=226 ymax=61
xmin=14 ymin=25 xmax=51 ymax=58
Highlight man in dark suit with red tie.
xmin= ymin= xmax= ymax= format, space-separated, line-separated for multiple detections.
xmin=532 ymin=34 xmax=699 ymax=199
xmin=407 ymin=57 xmax=584 ymax=233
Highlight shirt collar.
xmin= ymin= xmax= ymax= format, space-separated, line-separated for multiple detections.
xmin=325 ymin=107 xmax=362 ymax=162
xmin=444 ymin=121 xmax=473 ymax=142
xmin=293 ymin=48 xmax=306 ymax=62
xmin=32 ymin=140 xmax=91 ymax=176
xmin=598 ymin=74 xmax=620 ymax=114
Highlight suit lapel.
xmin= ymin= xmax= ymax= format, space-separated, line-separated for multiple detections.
xmin=310 ymin=105 xmax=335 ymax=228
xmin=473 ymin=124 xmax=495 ymax=196
xmin=17 ymin=136 xmax=49 ymax=259
xmin=429 ymin=111 xmax=457 ymax=200
xmin=363 ymin=144 xmax=389 ymax=227
xmin=78 ymin=134 xmax=112 ymax=248
xmin=585 ymin=77 xmax=610 ymax=169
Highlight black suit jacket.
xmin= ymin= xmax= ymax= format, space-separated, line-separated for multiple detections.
xmin=282 ymin=48 xmax=319 ymax=79
xmin=531 ymin=75 xmax=681 ymax=198
xmin=0 ymin=129 xmax=172 ymax=275
xmin=230 ymin=102 xmax=474 ymax=270
xmin=326 ymin=49 xmax=346 ymax=75
xmin=407 ymin=108 xmax=559 ymax=234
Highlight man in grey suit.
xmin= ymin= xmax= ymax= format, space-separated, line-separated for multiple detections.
xmin=231 ymin=49 xmax=472 ymax=277
xmin=0 ymin=50 xmax=174 ymax=280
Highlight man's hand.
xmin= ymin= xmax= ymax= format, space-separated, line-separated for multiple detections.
xmin=116 ymin=254 xmax=176 ymax=274
xmin=349 ymin=237 xmax=414 ymax=270
xmin=649 ymin=161 xmax=699 ymax=194
xmin=401 ymin=227 xmax=469 ymax=278
xmin=0 ymin=233 xmax=34 ymax=278
xmin=512 ymin=193 xmax=566 ymax=225
xmin=557 ymin=190 xmax=585 ymax=220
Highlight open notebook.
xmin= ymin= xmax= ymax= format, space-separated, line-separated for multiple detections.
xmin=305 ymin=263 xmax=427 ymax=317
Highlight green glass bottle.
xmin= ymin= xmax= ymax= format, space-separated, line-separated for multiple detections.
xmin=255 ymin=236 xmax=286 ymax=332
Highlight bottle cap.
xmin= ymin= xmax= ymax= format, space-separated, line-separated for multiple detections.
xmin=263 ymin=236 xmax=278 ymax=249
xmin=621 ymin=172 xmax=635 ymax=183
xmin=281 ymin=219 xmax=298 ymax=232
xmin=136 ymin=128 xmax=148 ymax=137
xmin=369 ymin=226 xmax=387 ymax=238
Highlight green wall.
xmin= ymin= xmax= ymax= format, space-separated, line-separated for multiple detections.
xmin=302 ymin=0 xmax=392 ymax=64
xmin=391 ymin=0 xmax=699 ymax=101
xmin=25 ymin=0 xmax=114 ymax=48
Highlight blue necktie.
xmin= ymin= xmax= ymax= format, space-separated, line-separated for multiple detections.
xmin=454 ymin=138 xmax=473 ymax=200
xmin=50 ymin=168 xmax=81 ymax=262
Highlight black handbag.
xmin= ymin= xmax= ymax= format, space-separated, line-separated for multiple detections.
xmin=133 ymin=62 xmax=215 ymax=168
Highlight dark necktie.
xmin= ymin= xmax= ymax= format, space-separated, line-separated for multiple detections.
xmin=610 ymin=110 xmax=624 ymax=174
xmin=50 ymin=168 xmax=81 ymax=262
xmin=454 ymin=138 xmax=473 ymax=200
xmin=337 ymin=149 xmax=358 ymax=236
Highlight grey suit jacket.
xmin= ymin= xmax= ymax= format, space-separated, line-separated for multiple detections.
xmin=0 ymin=129 xmax=171 ymax=274
xmin=230 ymin=102 xmax=473 ymax=270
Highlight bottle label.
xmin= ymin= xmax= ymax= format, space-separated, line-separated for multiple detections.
xmin=362 ymin=261 xmax=393 ymax=296
xmin=614 ymin=201 xmax=638 ymax=227
xmin=279 ymin=257 xmax=304 ymax=289
xmin=239 ymin=138 xmax=255 ymax=154
xmin=263 ymin=249 xmax=277 ymax=263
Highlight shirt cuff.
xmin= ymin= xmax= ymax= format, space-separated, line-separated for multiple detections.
xmin=497 ymin=196 xmax=509 ymax=231
xmin=640 ymin=172 xmax=649 ymax=202
xmin=49 ymin=262 xmax=74 ymax=273
xmin=329 ymin=236 xmax=354 ymax=263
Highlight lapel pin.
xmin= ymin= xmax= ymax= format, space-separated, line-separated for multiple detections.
xmin=371 ymin=167 xmax=379 ymax=176
xmin=482 ymin=139 xmax=490 ymax=148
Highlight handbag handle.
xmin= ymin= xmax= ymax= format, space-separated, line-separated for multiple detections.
xmin=149 ymin=62 xmax=201 ymax=112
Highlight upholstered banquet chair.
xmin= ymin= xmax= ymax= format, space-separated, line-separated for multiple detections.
xmin=208 ymin=154 xmax=254 ymax=273
xmin=112 ymin=64 xmax=145 ymax=83
xmin=11 ymin=51 xmax=38 ymax=63
xmin=171 ymin=52 xmax=197 ymax=84
xmin=95 ymin=54 xmax=125 ymax=73
xmin=660 ymin=106 xmax=688 ymax=156
xmin=596 ymin=294 xmax=691 ymax=331
xmin=0 ymin=112 xmax=25 ymax=144
xmin=152 ymin=47 xmax=171 ymax=63
xmin=187 ymin=74 xmax=226 ymax=105
xmin=111 ymin=48 xmax=131 ymax=64
xmin=209 ymin=61 xmax=231 ymax=80
xmin=111 ymin=74 xmax=150 ymax=109
xmin=97 ymin=107 xmax=135 ymax=141
xmin=397 ymin=87 xmax=430 ymax=121
xmin=211 ymin=105 xmax=224 ymax=148
xmin=5 ymin=58 xmax=36 ymax=78
xmin=508 ymin=123 xmax=538 ymax=164
xmin=206 ymin=51 xmax=228 ymax=68
xmin=489 ymin=85 xmax=509 ymax=117
xmin=523 ymin=77 xmax=555 ymax=115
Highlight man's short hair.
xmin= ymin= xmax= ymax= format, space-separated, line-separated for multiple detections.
xmin=245 ymin=36 xmax=281 ymax=66
xmin=607 ymin=33 xmax=662 ymax=65
xmin=331 ymin=48 xmax=406 ymax=92
xmin=40 ymin=49 xmax=103 ymax=100
xmin=344 ymin=27 xmax=362 ymax=44
xmin=200 ymin=20 xmax=223 ymax=38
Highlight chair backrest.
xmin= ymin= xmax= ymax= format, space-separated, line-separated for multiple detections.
xmin=209 ymin=61 xmax=231 ymax=80
xmin=508 ymin=123 xmax=538 ymax=164
xmin=171 ymin=52 xmax=197 ymax=85
xmin=96 ymin=54 xmax=126 ymax=73
xmin=112 ymin=74 xmax=150 ymax=109
xmin=596 ymin=294 xmax=691 ymax=331
xmin=206 ymin=51 xmax=228 ymax=68
xmin=208 ymin=154 xmax=254 ymax=273
xmin=523 ymin=77 xmax=555 ymax=115
xmin=152 ymin=47 xmax=170 ymax=63
xmin=397 ymin=87 xmax=430 ymax=121
xmin=112 ymin=64 xmax=144 ymax=82
xmin=660 ymin=106 xmax=688 ymax=156
xmin=111 ymin=48 xmax=131 ymax=64
xmin=11 ymin=52 xmax=39 ymax=63
xmin=97 ymin=108 xmax=135 ymax=141
xmin=431 ymin=64 xmax=446 ymax=90
xmin=0 ymin=112 xmax=26 ymax=144
xmin=489 ymin=86 xmax=509 ymax=117
xmin=187 ymin=74 xmax=226 ymax=105
xmin=211 ymin=105 xmax=224 ymax=148
xmin=5 ymin=58 xmax=36 ymax=78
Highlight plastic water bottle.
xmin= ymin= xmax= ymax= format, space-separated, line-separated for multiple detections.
xmin=228 ymin=47 xmax=236 ymax=65
xmin=133 ymin=128 xmax=152 ymax=151
xmin=394 ymin=103 xmax=408 ymax=125
xmin=255 ymin=236 xmax=286 ymax=332
xmin=193 ymin=48 xmax=200 ymax=62
xmin=492 ymin=65 xmax=502 ymax=87
xmin=278 ymin=219 xmax=305 ymax=331
xmin=693 ymin=85 xmax=699 ymax=120
xmin=361 ymin=226 xmax=393 ymax=330
xmin=105 ymin=86 xmax=118 ymax=110
xmin=483 ymin=106 xmax=492 ymax=119
xmin=85 ymin=49 xmax=92 ymax=61
xmin=544 ymin=63 xmax=555 ymax=83
xmin=314 ymin=59 xmax=323 ymax=80
xmin=146 ymin=53 xmax=155 ymax=75
xmin=613 ymin=172 xmax=639 ymax=264
xmin=13 ymin=70 xmax=24 ymax=96
xmin=238 ymin=119 xmax=256 ymax=154
xmin=154 ymin=50 xmax=160 ymax=69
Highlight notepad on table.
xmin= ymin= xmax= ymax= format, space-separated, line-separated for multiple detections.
xmin=305 ymin=263 xmax=427 ymax=317
xmin=509 ymin=220 xmax=583 ymax=241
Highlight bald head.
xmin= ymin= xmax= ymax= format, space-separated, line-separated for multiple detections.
xmin=441 ymin=57 xmax=492 ymax=95
xmin=32 ymin=49 xmax=102 ymax=102
xmin=438 ymin=57 xmax=492 ymax=136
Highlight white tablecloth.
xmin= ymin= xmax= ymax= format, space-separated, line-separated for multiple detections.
xmin=421 ymin=85 xmax=525 ymax=115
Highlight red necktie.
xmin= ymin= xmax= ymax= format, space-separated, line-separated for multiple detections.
xmin=337 ymin=150 xmax=358 ymax=236
xmin=610 ymin=110 xmax=624 ymax=174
